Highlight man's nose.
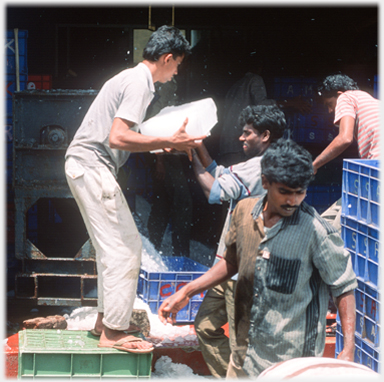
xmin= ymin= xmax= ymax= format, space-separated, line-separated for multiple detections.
xmin=286 ymin=194 xmax=298 ymax=206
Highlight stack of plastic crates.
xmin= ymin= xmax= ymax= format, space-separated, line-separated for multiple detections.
xmin=336 ymin=159 xmax=380 ymax=373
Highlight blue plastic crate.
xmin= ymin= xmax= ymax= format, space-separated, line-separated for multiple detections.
xmin=137 ymin=256 xmax=209 ymax=323
xmin=341 ymin=215 xmax=379 ymax=290
xmin=338 ymin=298 xmax=380 ymax=349
xmin=323 ymin=128 xmax=338 ymax=143
xmin=355 ymin=310 xmax=365 ymax=338
xmin=6 ymin=29 xmax=28 ymax=75
xmin=305 ymin=185 xmax=342 ymax=214
xmin=282 ymin=100 xmax=338 ymax=144
xmin=297 ymin=127 xmax=324 ymax=144
xmin=365 ymin=284 xmax=380 ymax=322
xmin=354 ymin=279 xmax=380 ymax=323
xmin=6 ymin=73 xmax=28 ymax=118
xmin=272 ymin=77 xmax=318 ymax=99
xmin=336 ymin=329 xmax=381 ymax=372
xmin=342 ymin=159 xmax=380 ymax=228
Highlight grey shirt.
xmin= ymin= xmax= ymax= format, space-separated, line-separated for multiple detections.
xmin=207 ymin=156 xmax=266 ymax=269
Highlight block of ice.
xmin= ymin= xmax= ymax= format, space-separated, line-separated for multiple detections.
xmin=139 ymin=97 xmax=217 ymax=138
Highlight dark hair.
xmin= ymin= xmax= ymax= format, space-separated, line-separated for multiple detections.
xmin=318 ymin=74 xmax=359 ymax=98
xmin=238 ymin=104 xmax=286 ymax=143
xmin=143 ymin=25 xmax=192 ymax=61
xmin=261 ymin=138 xmax=314 ymax=189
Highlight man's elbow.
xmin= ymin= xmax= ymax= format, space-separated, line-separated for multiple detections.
xmin=337 ymin=134 xmax=354 ymax=148
xmin=109 ymin=134 xmax=121 ymax=149
xmin=343 ymin=136 xmax=354 ymax=146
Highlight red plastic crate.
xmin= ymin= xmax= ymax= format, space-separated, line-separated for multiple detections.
xmin=27 ymin=75 xmax=52 ymax=90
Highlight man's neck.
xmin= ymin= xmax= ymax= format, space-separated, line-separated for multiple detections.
xmin=142 ymin=60 xmax=159 ymax=83
xmin=262 ymin=200 xmax=282 ymax=228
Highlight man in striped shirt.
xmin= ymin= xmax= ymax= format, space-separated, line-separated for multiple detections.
xmin=314 ymin=74 xmax=380 ymax=232
xmin=158 ymin=139 xmax=357 ymax=378
xmin=313 ymin=74 xmax=380 ymax=174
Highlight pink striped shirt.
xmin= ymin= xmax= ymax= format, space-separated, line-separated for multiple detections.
xmin=334 ymin=90 xmax=380 ymax=159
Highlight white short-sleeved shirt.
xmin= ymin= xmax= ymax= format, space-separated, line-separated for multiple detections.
xmin=66 ymin=63 xmax=155 ymax=176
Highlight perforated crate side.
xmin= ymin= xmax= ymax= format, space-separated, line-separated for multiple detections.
xmin=342 ymin=159 xmax=380 ymax=228
xmin=335 ymin=328 xmax=381 ymax=373
xmin=341 ymin=215 xmax=380 ymax=290
xmin=18 ymin=330 xmax=152 ymax=378
xmin=137 ymin=256 xmax=209 ymax=323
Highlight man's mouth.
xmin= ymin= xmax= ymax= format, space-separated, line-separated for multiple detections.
xmin=281 ymin=205 xmax=298 ymax=212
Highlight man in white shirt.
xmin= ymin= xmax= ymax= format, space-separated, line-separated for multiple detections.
xmin=65 ymin=25 xmax=205 ymax=353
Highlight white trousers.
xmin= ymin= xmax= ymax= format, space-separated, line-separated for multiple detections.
xmin=65 ymin=156 xmax=142 ymax=331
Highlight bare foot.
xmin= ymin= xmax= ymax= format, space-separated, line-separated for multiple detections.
xmin=93 ymin=312 xmax=104 ymax=334
xmin=99 ymin=327 xmax=153 ymax=351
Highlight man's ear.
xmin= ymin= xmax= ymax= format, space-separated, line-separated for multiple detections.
xmin=261 ymin=174 xmax=269 ymax=190
xmin=163 ymin=53 xmax=173 ymax=63
xmin=262 ymin=130 xmax=271 ymax=143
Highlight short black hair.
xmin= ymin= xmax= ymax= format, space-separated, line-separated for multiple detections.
xmin=143 ymin=25 xmax=192 ymax=61
xmin=318 ymin=74 xmax=359 ymax=98
xmin=238 ymin=104 xmax=286 ymax=143
xmin=261 ymin=138 xmax=314 ymax=189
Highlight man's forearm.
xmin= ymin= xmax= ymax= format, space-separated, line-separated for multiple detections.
xmin=312 ymin=116 xmax=355 ymax=173
xmin=335 ymin=290 xmax=356 ymax=360
xmin=313 ymin=135 xmax=352 ymax=173
xmin=195 ymin=142 xmax=213 ymax=168
xmin=183 ymin=258 xmax=237 ymax=298
xmin=157 ymin=258 xmax=237 ymax=324
xmin=192 ymin=150 xmax=215 ymax=200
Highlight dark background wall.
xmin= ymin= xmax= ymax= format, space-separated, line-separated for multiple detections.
xmin=5 ymin=4 xmax=379 ymax=254
xmin=6 ymin=5 xmax=378 ymax=92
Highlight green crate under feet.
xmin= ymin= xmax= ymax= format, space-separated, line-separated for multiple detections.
xmin=18 ymin=329 xmax=152 ymax=379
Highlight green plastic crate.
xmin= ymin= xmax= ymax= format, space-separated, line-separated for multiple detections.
xmin=18 ymin=330 xmax=152 ymax=379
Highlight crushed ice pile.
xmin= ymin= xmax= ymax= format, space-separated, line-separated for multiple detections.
xmin=152 ymin=355 xmax=208 ymax=379
xmin=64 ymin=297 xmax=196 ymax=341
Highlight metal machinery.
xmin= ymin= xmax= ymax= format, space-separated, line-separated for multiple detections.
xmin=13 ymin=89 xmax=99 ymax=306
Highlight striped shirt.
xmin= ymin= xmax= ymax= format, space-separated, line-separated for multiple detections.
xmin=334 ymin=90 xmax=380 ymax=159
xmin=224 ymin=196 xmax=357 ymax=377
